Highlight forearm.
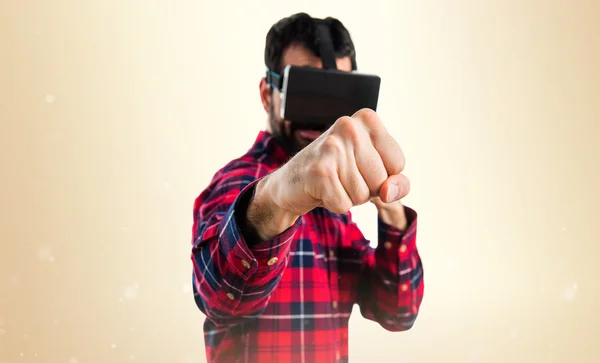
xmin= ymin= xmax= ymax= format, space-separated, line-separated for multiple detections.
xmin=240 ymin=175 xmax=301 ymax=244
xmin=358 ymin=206 xmax=424 ymax=331
xmin=191 ymin=179 xmax=301 ymax=326
xmin=373 ymin=198 xmax=407 ymax=230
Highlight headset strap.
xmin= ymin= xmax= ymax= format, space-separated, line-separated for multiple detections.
xmin=314 ymin=19 xmax=337 ymax=70
xmin=266 ymin=17 xmax=338 ymax=88
xmin=266 ymin=69 xmax=282 ymax=90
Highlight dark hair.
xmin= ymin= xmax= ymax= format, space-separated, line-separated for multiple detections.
xmin=264 ymin=12 xmax=357 ymax=74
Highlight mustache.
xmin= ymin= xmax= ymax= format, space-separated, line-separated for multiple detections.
xmin=289 ymin=122 xmax=332 ymax=133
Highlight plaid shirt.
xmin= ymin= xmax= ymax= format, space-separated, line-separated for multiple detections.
xmin=190 ymin=131 xmax=424 ymax=363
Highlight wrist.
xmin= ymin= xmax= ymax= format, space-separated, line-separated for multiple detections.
xmin=376 ymin=202 xmax=407 ymax=230
xmin=248 ymin=176 xmax=300 ymax=241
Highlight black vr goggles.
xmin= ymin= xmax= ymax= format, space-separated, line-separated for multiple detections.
xmin=266 ymin=18 xmax=381 ymax=129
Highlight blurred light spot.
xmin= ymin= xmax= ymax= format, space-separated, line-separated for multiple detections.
xmin=68 ymin=358 xmax=79 ymax=363
xmin=45 ymin=94 xmax=55 ymax=104
xmin=509 ymin=328 xmax=519 ymax=339
xmin=124 ymin=284 xmax=139 ymax=300
xmin=182 ymin=283 xmax=192 ymax=294
xmin=38 ymin=247 xmax=53 ymax=261
xmin=563 ymin=283 xmax=578 ymax=301
xmin=111 ymin=343 xmax=117 ymax=349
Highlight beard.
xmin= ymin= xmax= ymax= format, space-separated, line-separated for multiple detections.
xmin=268 ymin=110 xmax=301 ymax=156
xmin=268 ymin=91 xmax=332 ymax=156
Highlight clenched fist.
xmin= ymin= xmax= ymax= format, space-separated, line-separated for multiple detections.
xmin=280 ymin=108 xmax=408 ymax=215
xmin=245 ymin=109 xmax=409 ymax=242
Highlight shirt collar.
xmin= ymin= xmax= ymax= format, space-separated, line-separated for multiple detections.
xmin=252 ymin=130 xmax=293 ymax=166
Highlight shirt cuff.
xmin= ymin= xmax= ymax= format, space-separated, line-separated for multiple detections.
xmin=378 ymin=205 xmax=418 ymax=250
xmin=218 ymin=180 xmax=301 ymax=281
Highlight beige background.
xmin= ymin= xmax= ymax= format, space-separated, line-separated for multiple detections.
xmin=1 ymin=0 xmax=599 ymax=362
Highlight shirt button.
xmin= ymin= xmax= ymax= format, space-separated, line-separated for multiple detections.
xmin=401 ymin=284 xmax=409 ymax=292
xmin=336 ymin=350 xmax=341 ymax=360
xmin=384 ymin=241 xmax=393 ymax=249
xmin=267 ymin=257 xmax=279 ymax=266
xmin=226 ymin=292 xmax=235 ymax=300
xmin=332 ymin=301 xmax=338 ymax=309
xmin=399 ymin=244 xmax=407 ymax=253
xmin=329 ymin=250 xmax=335 ymax=258
xmin=241 ymin=259 xmax=251 ymax=269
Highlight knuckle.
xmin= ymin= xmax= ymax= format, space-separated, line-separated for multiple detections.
xmin=321 ymin=135 xmax=345 ymax=155
xmin=309 ymin=160 xmax=336 ymax=180
xmin=354 ymin=108 xmax=377 ymax=121
xmin=333 ymin=116 xmax=362 ymax=144
xmin=355 ymin=108 xmax=379 ymax=128
xmin=335 ymin=116 xmax=355 ymax=132
xmin=335 ymin=115 xmax=354 ymax=129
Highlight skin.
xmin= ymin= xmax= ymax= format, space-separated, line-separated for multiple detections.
xmin=248 ymin=43 xmax=409 ymax=242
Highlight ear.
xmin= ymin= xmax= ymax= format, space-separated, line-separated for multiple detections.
xmin=259 ymin=77 xmax=271 ymax=114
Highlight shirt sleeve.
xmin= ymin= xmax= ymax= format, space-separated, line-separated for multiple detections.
xmin=351 ymin=206 xmax=425 ymax=331
xmin=190 ymin=163 xmax=302 ymax=327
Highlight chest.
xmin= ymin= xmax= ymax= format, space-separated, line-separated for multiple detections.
xmin=275 ymin=209 xmax=359 ymax=304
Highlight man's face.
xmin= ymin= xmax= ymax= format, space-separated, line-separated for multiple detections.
xmin=262 ymin=43 xmax=353 ymax=154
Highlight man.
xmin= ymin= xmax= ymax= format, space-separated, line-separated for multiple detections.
xmin=190 ymin=12 xmax=424 ymax=363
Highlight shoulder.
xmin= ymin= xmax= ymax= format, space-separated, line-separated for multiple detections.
xmin=212 ymin=153 xmax=272 ymax=184
xmin=202 ymin=146 xmax=280 ymax=198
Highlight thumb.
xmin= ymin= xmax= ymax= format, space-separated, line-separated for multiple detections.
xmin=378 ymin=174 xmax=410 ymax=204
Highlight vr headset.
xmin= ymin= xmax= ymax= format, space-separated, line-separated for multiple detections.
xmin=265 ymin=18 xmax=381 ymax=129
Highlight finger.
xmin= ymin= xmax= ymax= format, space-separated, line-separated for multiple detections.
xmin=334 ymin=115 xmax=387 ymax=195
xmin=375 ymin=132 xmax=405 ymax=176
xmin=321 ymin=175 xmax=354 ymax=214
xmin=378 ymin=173 xmax=410 ymax=203
xmin=353 ymin=109 xmax=405 ymax=176
xmin=315 ymin=155 xmax=354 ymax=214
xmin=340 ymin=152 xmax=372 ymax=206
xmin=353 ymin=136 xmax=388 ymax=196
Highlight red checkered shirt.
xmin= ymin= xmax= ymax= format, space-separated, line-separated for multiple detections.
xmin=190 ymin=131 xmax=425 ymax=363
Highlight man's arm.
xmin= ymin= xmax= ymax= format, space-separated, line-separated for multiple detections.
xmin=190 ymin=163 xmax=301 ymax=327
xmin=191 ymin=109 xmax=418 ymax=327
xmin=349 ymin=206 xmax=425 ymax=331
